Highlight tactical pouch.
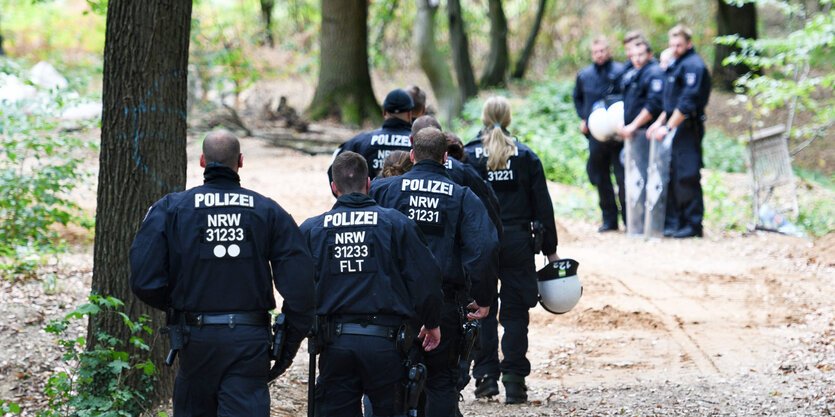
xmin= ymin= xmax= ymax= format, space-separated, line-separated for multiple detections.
xmin=163 ymin=309 xmax=189 ymax=366
xmin=270 ymin=313 xmax=286 ymax=360
xmin=317 ymin=317 xmax=334 ymax=346
xmin=459 ymin=319 xmax=480 ymax=364
xmin=403 ymin=363 xmax=427 ymax=417
xmin=395 ymin=323 xmax=415 ymax=358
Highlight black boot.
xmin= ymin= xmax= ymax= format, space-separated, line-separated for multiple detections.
xmin=474 ymin=377 xmax=499 ymax=398
xmin=504 ymin=381 xmax=528 ymax=404
xmin=673 ymin=224 xmax=703 ymax=238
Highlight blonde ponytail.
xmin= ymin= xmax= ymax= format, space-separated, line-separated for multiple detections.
xmin=480 ymin=96 xmax=515 ymax=171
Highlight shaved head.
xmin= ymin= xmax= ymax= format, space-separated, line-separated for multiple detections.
xmin=203 ymin=130 xmax=241 ymax=169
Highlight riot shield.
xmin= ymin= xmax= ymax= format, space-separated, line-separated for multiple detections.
xmin=624 ymin=129 xmax=650 ymax=237
xmin=643 ymin=128 xmax=674 ymax=239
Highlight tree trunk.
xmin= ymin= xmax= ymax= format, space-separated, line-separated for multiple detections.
xmin=308 ymin=0 xmax=381 ymax=126
xmin=416 ymin=0 xmax=461 ymax=126
xmin=481 ymin=0 xmax=509 ymax=88
xmin=93 ymin=0 xmax=192 ymax=406
xmin=260 ymin=0 xmax=276 ymax=47
xmin=714 ymin=0 xmax=757 ymax=91
xmin=0 ymin=33 xmax=5 ymax=56
xmin=446 ymin=0 xmax=478 ymax=102
xmin=511 ymin=0 xmax=548 ymax=79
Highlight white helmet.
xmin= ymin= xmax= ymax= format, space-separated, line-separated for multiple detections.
xmin=607 ymin=101 xmax=624 ymax=132
xmin=537 ymin=258 xmax=582 ymax=314
xmin=588 ymin=101 xmax=615 ymax=141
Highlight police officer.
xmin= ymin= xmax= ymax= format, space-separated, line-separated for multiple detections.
xmin=464 ymin=96 xmax=559 ymax=405
xmin=572 ymin=36 xmax=627 ymax=232
xmin=129 ymin=130 xmax=315 ymax=416
xmin=411 ymin=115 xmax=503 ymax=239
xmin=300 ymin=151 xmax=442 ymax=416
xmin=620 ymin=30 xmax=646 ymax=74
xmin=330 ymin=89 xmax=415 ymax=181
xmin=406 ymin=85 xmax=428 ymax=119
xmin=648 ymin=25 xmax=711 ymax=238
xmin=370 ymin=128 xmax=498 ymax=416
xmin=618 ymin=40 xmax=664 ymax=140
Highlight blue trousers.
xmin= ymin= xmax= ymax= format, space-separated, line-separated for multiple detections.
xmin=173 ymin=325 xmax=271 ymax=417
xmin=587 ymin=135 xmax=626 ymax=227
xmin=317 ymin=334 xmax=406 ymax=417
xmin=472 ymin=230 xmax=536 ymax=381
xmin=419 ymin=301 xmax=462 ymax=417
xmin=666 ymin=122 xmax=705 ymax=231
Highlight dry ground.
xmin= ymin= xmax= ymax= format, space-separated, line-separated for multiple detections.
xmin=3 ymin=133 xmax=832 ymax=416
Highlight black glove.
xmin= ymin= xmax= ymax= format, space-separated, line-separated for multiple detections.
xmin=268 ymin=339 xmax=302 ymax=381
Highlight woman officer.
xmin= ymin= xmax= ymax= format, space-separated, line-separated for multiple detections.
xmin=463 ymin=96 xmax=559 ymax=405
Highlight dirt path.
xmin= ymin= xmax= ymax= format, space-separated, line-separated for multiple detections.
xmin=226 ymin=137 xmax=834 ymax=416
xmin=1 ymin=135 xmax=833 ymax=416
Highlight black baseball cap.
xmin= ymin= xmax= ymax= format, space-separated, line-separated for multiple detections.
xmin=383 ymin=89 xmax=415 ymax=113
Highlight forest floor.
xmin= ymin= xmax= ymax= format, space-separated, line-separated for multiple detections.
xmin=2 ymin=132 xmax=833 ymax=416
xmin=1 ymin=71 xmax=834 ymax=416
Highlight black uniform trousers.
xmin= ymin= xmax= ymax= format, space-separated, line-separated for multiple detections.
xmin=586 ymin=134 xmax=626 ymax=228
xmin=174 ymin=325 xmax=271 ymax=417
xmin=317 ymin=333 xmax=406 ymax=417
xmin=665 ymin=121 xmax=705 ymax=232
xmin=472 ymin=229 xmax=537 ymax=381
xmin=418 ymin=300 xmax=462 ymax=417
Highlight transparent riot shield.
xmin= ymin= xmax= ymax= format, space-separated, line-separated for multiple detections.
xmin=624 ymin=129 xmax=650 ymax=237
xmin=643 ymin=128 xmax=674 ymax=239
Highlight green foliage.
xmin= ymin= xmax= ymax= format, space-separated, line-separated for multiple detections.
xmin=716 ymin=0 xmax=835 ymax=141
xmin=702 ymin=129 xmax=746 ymax=173
xmin=0 ymin=88 xmax=96 ymax=276
xmin=794 ymin=170 xmax=835 ymax=236
xmin=190 ymin=2 xmax=273 ymax=107
xmin=703 ymin=171 xmax=749 ymax=232
xmin=796 ymin=192 xmax=835 ymax=237
xmin=0 ymin=400 xmax=21 ymax=416
xmin=39 ymin=295 xmax=156 ymax=417
xmin=0 ymin=0 xmax=106 ymax=65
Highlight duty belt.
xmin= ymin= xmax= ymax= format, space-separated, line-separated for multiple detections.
xmin=505 ymin=222 xmax=532 ymax=232
xmin=334 ymin=322 xmax=398 ymax=339
xmin=183 ymin=312 xmax=269 ymax=328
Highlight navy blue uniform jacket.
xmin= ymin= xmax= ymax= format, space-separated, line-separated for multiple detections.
xmin=129 ymin=164 xmax=315 ymax=341
xmin=622 ymin=60 xmax=665 ymax=127
xmin=331 ymin=118 xmax=413 ymax=180
xmin=444 ymin=156 xmax=503 ymax=240
xmin=369 ymin=160 xmax=498 ymax=307
xmin=299 ymin=193 xmax=443 ymax=329
xmin=662 ymin=48 xmax=711 ymax=117
xmin=573 ymin=58 xmax=626 ymax=121
xmin=463 ymin=140 xmax=558 ymax=256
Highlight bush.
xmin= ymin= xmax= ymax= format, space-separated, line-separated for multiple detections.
xmin=40 ymin=296 xmax=157 ymax=417
xmin=0 ymin=59 xmax=96 ymax=275
xmin=702 ymin=129 xmax=746 ymax=173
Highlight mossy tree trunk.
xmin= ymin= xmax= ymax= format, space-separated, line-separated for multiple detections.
xmin=259 ymin=0 xmax=276 ymax=47
xmin=92 ymin=0 xmax=192 ymax=406
xmin=481 ymin=0 xmax=509 ymax=88
xmin=308 ymin=0 xmax=381 ymax=126
xmin=511 ymin=0 xmax=548 ymax=80
xmin=446 ymin=0 xmax=478 ymax=103
xmin=416 ymin=0 xmax=461 ymax=126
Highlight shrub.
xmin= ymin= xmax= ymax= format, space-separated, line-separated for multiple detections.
xmin=39 ymin=296 xmax=157 ymax=417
